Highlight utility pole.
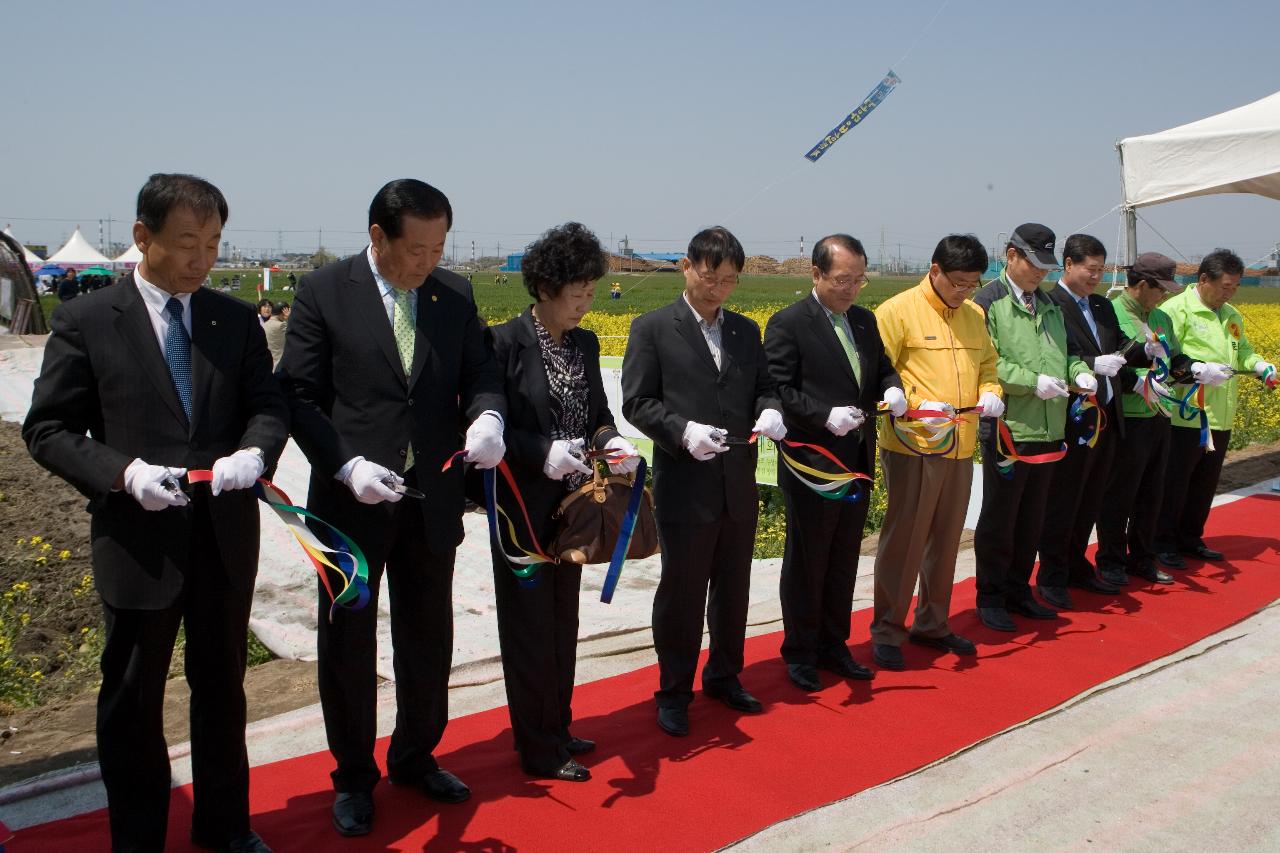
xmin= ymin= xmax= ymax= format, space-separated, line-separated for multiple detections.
xmin=897 ymin=243 xmax=902 ymax=274
xmin=799 ymin=235 xmax=804 ymax=259
xmin=98 ymin=219 xmax=104 ymax=252
xmin=879 ymin=225 xmax=886 ymax=273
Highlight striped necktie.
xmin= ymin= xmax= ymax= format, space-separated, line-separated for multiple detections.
xmin=1021 ymin=289 xmax=1035 ymax=313
xmin=164 ymin=297 xmax=193 ymax=421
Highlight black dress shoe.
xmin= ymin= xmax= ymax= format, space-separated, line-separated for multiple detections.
xmin=566 ymin=736 xmax=595 ymax=755
xmin=1130 ymin=564 xmax=1174 ymax=585
xmin=541 ymin=759 xmax=591 ymax=782
xmin=1008 ymin=598 xmax=1058 ymax=620
xmin=330 ymin=792 xmax=374 ymax=837
xmin=1069 ymin=575 xmax=1121 ymax=594
xmin=1183 ymin=545 xmax=1224 ymax=561
xmin=817 ymin=656 xmax=876 ymax=680
xmin=872 ymin=643 xmax=905 ymax=670
xmin=391 ymin=768 xmax=471 ymax=804
xmin=909 ymin=632 xmax=977 ymax=655
xmin=657 ymin=706 xmax=689 ymax=737
xmin=703 ymin=683 xmax=764 ymax=713
xmin=787 ymin=663 xmax=821 ymax=691
xmin=1098 ymin=567 xmax=1131 ymax=587
xmin=1037 ymin=585 xmax=1074 ymax=610
xmin=978 ymin=607 xmax=1016 ymax=632
xmin=195 ymin=830 xmax=275 ymax=852
xmin=1157 ymin=551 xmax=1187 ymax=569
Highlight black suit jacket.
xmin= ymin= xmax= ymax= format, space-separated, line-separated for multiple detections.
xmin=1047 ymin=286 xmax=1148 ymax=438
xmin=23 ymin=279 xmax=289 ymax=609
xmin=276 ymin=252 xmax=505 ymax=554
xmin=486 ymin=308 xmax=621 ymax=541
xmin=763 ymin=296 xmax=900 ymax=476
xmin=621 ymin=296 xmax=780 ymax=525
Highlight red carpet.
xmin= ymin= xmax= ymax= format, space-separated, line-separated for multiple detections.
xmin=17 ymin=495 xmax=1280 ymax=851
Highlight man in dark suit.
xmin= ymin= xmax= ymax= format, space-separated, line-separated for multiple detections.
xmin=763 ymin=234 xmax=903 ymax=691
xmin=24 ymin=173 xmax=287 ymax=853
xmin=1036 ymin=234 xmax=1161 ymax=609
xmin=276 ymin=179 xmax=506 ymax=837
xmin=622 ymin=226 xmax=785 ymax=737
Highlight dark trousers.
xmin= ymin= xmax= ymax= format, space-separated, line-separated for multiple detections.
xmin=1155 ymin=425 xmax=1231 ymax=553
xmin=97 ymin=498 xmax=252 ymax=853
xmin=652 ymin=508 xmax=757 ymax=709
xmin=492 ymin=556 xmax=582 ymax=775
xmin=1096 ymin=416 xmax=1170 ymax=573
xmin=974 ymin=437 xmax=1058 ymax=609
xmin=778 ymin=474 xmax=868 ymax=665
xmin=318 ymin=473 xmax=456 ymax=793
xmin=1037 ymin=403 xmax=1118 ymax=587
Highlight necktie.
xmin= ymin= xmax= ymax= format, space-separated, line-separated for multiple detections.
xmin=1077 ymin=296 xmax=1111 ymax=404
xmin=164 ymin=297 xmax=193 ymax=421
xmin=830 ymin=313 xmax=862 ymax=385
xmin=391 ymin=288 xmax=415 ymax=470
xmin=1022 ymin=289 xmax=1035 ymax=313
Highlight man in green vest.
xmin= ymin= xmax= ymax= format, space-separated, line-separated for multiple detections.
xmin=972 ymin=223 xmax=1095 ymax=631
xmin=1151 ymin=248 xmax=1275 ymax=568
xmin=1095 ymin=253 xmax=1192 ymax=585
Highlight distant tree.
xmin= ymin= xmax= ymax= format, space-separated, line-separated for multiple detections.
xmin=310 ymin=247 xmax=336 ymax=268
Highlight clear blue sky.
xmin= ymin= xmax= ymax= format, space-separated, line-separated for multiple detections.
xmin=6 ymin=0 xmax=1279 ymax=267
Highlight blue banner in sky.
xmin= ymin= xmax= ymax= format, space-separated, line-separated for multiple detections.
xmin=804 ymin=70 xmax=901 ymax=162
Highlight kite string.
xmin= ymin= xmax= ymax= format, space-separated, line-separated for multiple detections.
xmin=893 ymin=0 xmax=955 ymax=70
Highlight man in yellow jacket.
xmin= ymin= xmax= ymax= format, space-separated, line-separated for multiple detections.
xmin=870 ymin=235 xmax=1003 ymax=670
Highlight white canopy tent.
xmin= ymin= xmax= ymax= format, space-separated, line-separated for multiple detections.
xmin=3 ymin=225 xmax=44 ymax=266
xmin=114 ymin=242 xmax=143 ymax=266
xmin=1117 ymin=90 xmax=1280 ymax=262
xmin=45 ymin=227 xmax=112 ymax=267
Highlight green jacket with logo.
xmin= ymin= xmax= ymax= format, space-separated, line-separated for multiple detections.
xmin=1149 ymin=287 xmax=1262 ymax=431
xmin=973 ymin=273 xmax=1090 ymax=442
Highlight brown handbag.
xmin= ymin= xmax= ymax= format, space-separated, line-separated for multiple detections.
xmin=550 ymin=460 xmax=659 ymax=565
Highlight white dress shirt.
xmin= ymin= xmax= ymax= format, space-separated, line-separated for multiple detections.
xmin=133 ymin=268 xmax=192 ymax=352
xmin=682 ymin=292 xmax=724 ymax=369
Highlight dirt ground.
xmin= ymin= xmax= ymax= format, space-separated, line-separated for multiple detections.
xmin=1 ymin=416 xmax=1278 ymax=790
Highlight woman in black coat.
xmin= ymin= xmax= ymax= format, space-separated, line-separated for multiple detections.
xmin=486 ymin=222 xmax=639 ymax=781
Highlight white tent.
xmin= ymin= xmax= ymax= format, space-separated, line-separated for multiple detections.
xmin=46 ymin=227 xmax=112 ymax=266
xmin=3 ymin=225 xmax=44 ymax=265
xmin=1118 ymin=91 xmax=1280 ymax=210
xmin=114 ymin=242 xmax=143 ymax=266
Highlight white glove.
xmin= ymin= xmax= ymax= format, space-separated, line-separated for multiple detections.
xmin=1254 ymin=361 xmax=1276 ymax=378
xmin=683 ymin=421 xmax=730 ymax=462
xmin=124 ymin=460 xmax=190 ymax=511
xmin=824 ymin=406 xmax=864 ymax=437
xmin=917 ymin=400 xmax=955 ymax=428
xmin=543 ymin=439 xmax=592 ymax=481
xmin=1035 ymin=374 xmax=1070 ymax=400
xmin=1135 ymin=374 xmax=1169 ymax=398
xmin=464 ymin=412 xmax=506 ymax=470
xmin=1144 ymin=339 xmax=1165 ymax=360
xmin=1191 ymin=362 xmax=1232 ymax=386
xmin=978 ymin=391 xmax=1005 ymax=418
xmin=752 ymin=408 xmax=787 ymax=441
xmin=1075 ymin=373 xmax=1098 ymax=394
xmin=342 ymin=457 xmax=403 ymax=504
xmin=881 ymin=386 xmax=908 ymax=418
xmin=1092 ymin=353 xmax=1126 ymax=377
xmin=209 ymin=449 xmax=264 ymax=496
xmin=605 ymin=436 xmax=642 ymax=475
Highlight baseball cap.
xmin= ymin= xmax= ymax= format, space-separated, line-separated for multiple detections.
xmin=1128 ymin=252 xmax=1184 ymax=293
xmin=1009 ymin=223 xmax=1059 ymax=270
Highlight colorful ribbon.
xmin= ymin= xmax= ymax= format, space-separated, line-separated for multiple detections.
xmin=775 ymin=438 xmax=871 ymax=502
xmin=1068 ymin=393 xmax=1105 ymax=448
xmin=186 ymin=470 xmax=369 ymax=621
xmin=876 ymin=403 xmax=981 ymax=457
xmin=600 ymin=457 xmax=648 ymax=604
xmin=993 ymin=420 xmax=1068 ymax=478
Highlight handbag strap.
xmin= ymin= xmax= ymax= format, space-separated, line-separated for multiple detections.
xmin=600 ymin=457 xmax=648 ymax=604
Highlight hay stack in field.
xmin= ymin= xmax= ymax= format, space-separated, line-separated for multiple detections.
xmin=743 ymin=255 xmax=779 ymax=274
xmin=777 ymin=257 xmax=811 ymax=276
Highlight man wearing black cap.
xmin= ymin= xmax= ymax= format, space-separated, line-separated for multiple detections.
xmin=1035 ymin=235 xmax=1156 ymax=610
xmin=972 ymin=224 xmax=1094 ymax=632
xmin=1095 ymin=252 xmax=1191 ymax=587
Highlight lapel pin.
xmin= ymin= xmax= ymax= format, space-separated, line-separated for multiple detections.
xmin=210 ymin=320 xmax=217 ymax=326
xmin=431 ymin=294 xmax=438 ymax=302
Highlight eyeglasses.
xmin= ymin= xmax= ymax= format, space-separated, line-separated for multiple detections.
xmin=696 ymin=268 xmax=738 ymax=288
xmin=823 ymin=273 xmax=868 ymax=288
xmin=939 ymin=270 xmax=981 ymax=291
